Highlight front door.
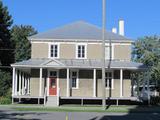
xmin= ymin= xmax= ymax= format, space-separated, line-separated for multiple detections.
xmin=49 ymin=77 xmax=57 ymax=95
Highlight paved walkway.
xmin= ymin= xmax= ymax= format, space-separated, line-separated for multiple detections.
xmin=0 ymin=106 xmax=160 ymax=120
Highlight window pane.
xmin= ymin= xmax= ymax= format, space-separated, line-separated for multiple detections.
xmin=105 ymin=78 xmax=107 ymax=87
xmin=108 ymin=72 xmax=112 ymax=77
xmin=72 ymin=78 xmax=76 ymax=88
xmin=78 ymin=53 xmax=81 ymax=58
xmin=78 ymin=50 xmax=81 ymax=54
xmin=109 ymin=78 xmax=112 ymax=88
xmin=105 ymin=47 xmax=110 ymax=59
xmin=55 ymin=53 xmax=57 ymax=57
xmin=55 ymin=45 xmax=57 ymax=49
xmin=72 ymin=72 xmax=77 ymax=77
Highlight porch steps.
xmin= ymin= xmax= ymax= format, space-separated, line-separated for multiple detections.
xmin=46 ymin=96 xmax=58 ymax=106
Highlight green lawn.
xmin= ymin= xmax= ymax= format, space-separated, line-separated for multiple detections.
xmin=10 ymin=105 xmax=160 ymax=113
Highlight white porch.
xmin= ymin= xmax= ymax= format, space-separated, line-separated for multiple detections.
xmin=11 ymin=58 xmax=147 ymax=106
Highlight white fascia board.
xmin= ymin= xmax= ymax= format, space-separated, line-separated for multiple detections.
xmin=11 ymin=64 xmax=147 ymax=71
xmin=30 ymin=38 xmax=133 ymax=43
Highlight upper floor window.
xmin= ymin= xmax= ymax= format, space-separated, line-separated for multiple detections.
xmin=50 ymin=44 xmax=59 ymax=58
xmin=105 ymin=46 xmax=110 ymax=60
xmin=76 ymin=44 xmax=86 ymax=59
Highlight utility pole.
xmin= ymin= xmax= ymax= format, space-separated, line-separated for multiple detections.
xmin=102 ymin=0 xmax=106 ymax=110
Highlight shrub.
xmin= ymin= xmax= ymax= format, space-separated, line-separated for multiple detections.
xmin=0 ymin=88 xmax=12 ymax=104
xmin=0 ymin=96 xmax=11 ymax=104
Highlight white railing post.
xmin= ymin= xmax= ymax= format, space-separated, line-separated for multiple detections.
xmin=19 ymin=71 xmax=22 ymax=95
xmin=66 ymin=68 xmax=70 ymax=97
xmin=120 ymin=69 xmax=123 ymax=97
xmin=15 ymin=69 xmax=18 ymax=95
xmin=93 ymin=69 xmax=96 ymax=97
xmin=39 ymin=68 xmax=43 ymax=96
xmin=12 ymin=67 xmax=15 ymax=97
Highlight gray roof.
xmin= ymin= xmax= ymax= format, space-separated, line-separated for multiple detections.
xmin=11 ymin=58 xmax=147 ymax=70
xmin=29 ymin=21 xmax=132 ymax=42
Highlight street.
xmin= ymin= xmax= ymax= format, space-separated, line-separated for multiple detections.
xmin=0 ymin=107 xmax=160 ymax=120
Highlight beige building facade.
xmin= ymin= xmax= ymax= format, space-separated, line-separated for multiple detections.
xmin=11 ymin=21 xmax=146 ymax=106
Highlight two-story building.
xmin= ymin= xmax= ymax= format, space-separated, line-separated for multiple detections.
xmin=11 ymin=21 xmax=146 ymax=106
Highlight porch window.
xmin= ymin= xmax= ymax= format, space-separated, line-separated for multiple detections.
xmin=105 ymin=71 xmax=113 ymax=88
xmin=50 ymin=71 xmax=57 ymax=77
xmin=71 ymin=71 xmax=78 ymax=88
xmin=50 ymin=44 xmax=58 ymax=58
xmin=77 ymin=45 xmax=86 ymax=59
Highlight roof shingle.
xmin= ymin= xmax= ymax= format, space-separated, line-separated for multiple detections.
xmin=28 ymin=21 xmax=132 ymax=42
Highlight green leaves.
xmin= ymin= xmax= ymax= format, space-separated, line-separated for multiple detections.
xmin=132 ymin=36 xmax=160 ymax=85
xmin=11 ymin=25 xmax=37 ymax=62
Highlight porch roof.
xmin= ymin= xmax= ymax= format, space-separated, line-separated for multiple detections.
xmin=11 ymin=58 xmax=147 ymax=70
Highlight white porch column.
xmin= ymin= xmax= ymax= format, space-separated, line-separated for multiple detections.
xmin=39 ymin=68 xmax=43 ymax=96
xmin=27 ymin=75 xmax=30 ymax=94
xmin=22 ymin=73 xmax=24 ymax=95
xmin=66 ymin=68 xmax=70 ymax=97
xmin=12 ymin=67 xmax=15 ymax=96
xmin=120 ymin=69 xmax=123 ymax=97
xmin=93 ymin=69 xmax=96 ymax=97
xmin=15 ymin=70 xmax=18 ymax=95
xmin=19 ymin=71 xmax=22 ymax=95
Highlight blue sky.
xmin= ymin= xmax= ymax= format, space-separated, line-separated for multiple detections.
xmin=3 ymin=0 xmax=160 ymax=39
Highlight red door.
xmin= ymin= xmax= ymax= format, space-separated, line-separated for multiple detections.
xmin=49 ymin=77 xmax=57 ymax=95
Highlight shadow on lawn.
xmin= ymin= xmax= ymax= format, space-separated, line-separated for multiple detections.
xmin=0 ymin=110 xmax=47 ymax=120
xmin=89 ymin=105 xmax=160 ymax=120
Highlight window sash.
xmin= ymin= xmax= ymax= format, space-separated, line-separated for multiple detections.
xmin=50 ymin=45 xmax=58 ymax=58
xmin=105 ymin=46 xmax=110 ymax=59
xmin=105 ymin=72 xmax=112 ymax=88
xmin=77 ymin=45 xmax=85 ymax=58
xmin=71 ymin=71 xmax=78 ymax=88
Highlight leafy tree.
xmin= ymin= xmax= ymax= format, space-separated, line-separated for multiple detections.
xmin=132 ymin=36 xmax=160 ymax=86
xmin=0 ymin=1 xmax=13 ymax=97
xmin=0 ymin=1 xmax=13 ymax=66
xmin=11 ymin=25 xmax=37 ymax=62
xmin=0 ymin=70 xmax=11 ymax=96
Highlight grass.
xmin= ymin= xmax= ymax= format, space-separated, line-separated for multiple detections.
xmin=10 ymin=105 xmax=160 ymax=113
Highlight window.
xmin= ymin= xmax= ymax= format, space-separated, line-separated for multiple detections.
xmin=50 ymin=44 xmax=58 ymax=58
xmin=105 ymin=46 xmax=110 ymax=59
xmin=50 ymin=71 xmax=57 ymax=77
xmin=71 ymin=71 xmax=78 ymax=88
xmin=105 ymin=72 xmax=113 ymax=88
xmin=77 ymin=45 xmax=86 ymax=59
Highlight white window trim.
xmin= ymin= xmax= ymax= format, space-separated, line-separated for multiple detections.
xmin=70 ymin=69 xmax=79 ymax=89
xmin=105 ymin=70 xmax=114 ymax=90
xmin=105 ymin=44 xmax=114 ymax=60
xmin=76 ymin=43 xmax=87 ymax=59
xmin=48 ymin=43 xmax=60 ymax=59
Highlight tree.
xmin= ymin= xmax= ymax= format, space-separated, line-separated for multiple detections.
xmin=0 ymin=1 xmax=13 ymax=97
xmin=0 ymin=70 xmax=11 ymax=96
xmin=132 ymin=36 xmax=160 ymax=86
xmin=0 ymin=1 xmax=13 ymax=66
xmin=11 ymin=25 xmax=37 ymax=62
